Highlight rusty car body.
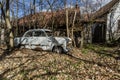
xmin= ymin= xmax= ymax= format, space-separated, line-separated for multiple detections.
xmin=14 ymin=29 xmax=71 ymax=53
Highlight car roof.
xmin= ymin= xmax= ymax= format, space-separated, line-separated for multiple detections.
xmin=27 ymin=29 xmax=52 ymax=32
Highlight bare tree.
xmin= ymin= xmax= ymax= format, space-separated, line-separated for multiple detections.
xmin=64 ymin=0 xmax=69 ymax=37
xmin=46 ymin=0 xmax=56 ymax=31
xmin=0 ymin=0 xmax=14 ymax=50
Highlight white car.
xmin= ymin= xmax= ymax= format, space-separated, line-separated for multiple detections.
xmin=14 ymin=29 xmax=71 ymax=53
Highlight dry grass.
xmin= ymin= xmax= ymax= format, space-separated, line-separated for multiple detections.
xmin=0 ymin=44 xmax=120 ymax=80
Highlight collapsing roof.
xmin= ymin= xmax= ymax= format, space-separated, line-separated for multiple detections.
xmin=92 ymin=0 xmax=119 ymax=19
xmin=17 ymin=1 xmax=117 ymax=29
xmin=17 ymin=7 xmax=81 ymax=29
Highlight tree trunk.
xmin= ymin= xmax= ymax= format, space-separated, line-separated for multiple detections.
xmin=0 ymin=0 xmax=14 ymax=49
xmin=15 ymin=0 xmax=19 ymax=36
xmin=6 ymin=16 xmax=14 ymax=48
xmin=33 ymin=0 xmax=36 ymax=14
xmin=81 ymin=29 xmax=84 ymax=48
xmin=1 ymin=28 xmax=5 ymax=45
xmin=0 ymin=11 xmax=5 ymax=46
xmin=66 ymin=6 xmax=69 ymax=37
xmin=6 ymin=0 xmax=14 ymax=49
xmin=71 ymin=10 xmax=77 ymax=47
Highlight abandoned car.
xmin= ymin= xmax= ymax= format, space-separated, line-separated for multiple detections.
xmin=14 ymin=29 xmax=71 ymax=53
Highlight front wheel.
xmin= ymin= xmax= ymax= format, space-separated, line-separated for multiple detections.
xmin=52 ymin=46 xmax=63 ymax=53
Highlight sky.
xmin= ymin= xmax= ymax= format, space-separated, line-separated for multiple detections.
xmin=9 ymin=0 xmax=112 ymax=18
xmin=93 ymin=0 xmax=111 ymax=6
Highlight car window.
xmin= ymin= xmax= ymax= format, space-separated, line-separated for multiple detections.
xmin=33 ymin=31 xmax=41 ymax=37
xmin=40 ymin=31 xmax=46 ymax=37
xmin=33 ymin=31 xmax=46 ymax=37
xmin=45 ymin=31 xmax=52 ymax=36
xmin=24 ymin=31 xmax=33 ymax=37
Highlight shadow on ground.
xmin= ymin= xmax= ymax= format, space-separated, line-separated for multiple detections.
xmin=0 ymin=46 xmax=120 ymax=79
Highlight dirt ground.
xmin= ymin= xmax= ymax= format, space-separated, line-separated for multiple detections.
xmin=0 ymin=44 xmax=120 ymax=80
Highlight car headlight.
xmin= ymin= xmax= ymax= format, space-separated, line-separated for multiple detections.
xmin=68 ymin=38 xmax=72 ymax=43
xmin=67 ymin=38 xmax=72 ymax=47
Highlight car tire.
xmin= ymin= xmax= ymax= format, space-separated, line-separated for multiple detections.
xmin=16 ymin=43 xmax=21 ymax=48
xmin=52 ymin=46 xmax=63 ymax=53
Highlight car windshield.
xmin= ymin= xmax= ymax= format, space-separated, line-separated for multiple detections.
xmin=46 ymin=31 xmax=53 ymax=36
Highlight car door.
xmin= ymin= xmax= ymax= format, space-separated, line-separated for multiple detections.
xmin=20 ymin=31 xmax=34 ymax=49
xmin=20 ymin=31 xmax=33 ymax=45
xmin=37 ymin=30 xmax=51 ymax=50
xmin=31 ymin=30 xmax=46 ymax=46
xmin=29 ymin=30 xmax=49 ymax=50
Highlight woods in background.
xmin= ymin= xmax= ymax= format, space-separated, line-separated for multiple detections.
xmin=0 ymin=0 xmax=115 ymax=50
